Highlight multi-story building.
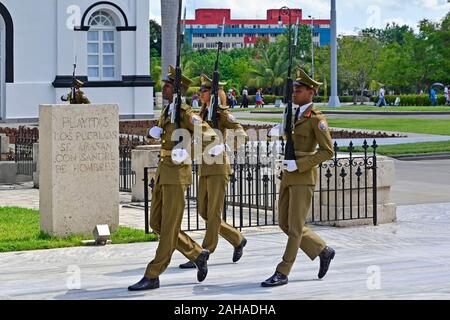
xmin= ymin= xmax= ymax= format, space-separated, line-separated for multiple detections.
xmin=184 ymin=8 xmax=331 ymax=50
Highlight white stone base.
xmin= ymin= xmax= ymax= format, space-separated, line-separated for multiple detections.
xmin=131 ymin=145 xmax=161 ymax=202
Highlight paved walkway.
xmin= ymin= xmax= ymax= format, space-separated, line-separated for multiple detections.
xmin=0 ymin=202 xmax=449 ymax=300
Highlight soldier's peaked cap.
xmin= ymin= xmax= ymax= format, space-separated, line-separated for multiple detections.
xmin=200 ymin=74 xmax=227 ymax=90
xmin=164 ymin=65 xmax=193 ymax=88
xmin=294 ymin=68 xmax=323 ymax=90
xmin=73 ymin=78 xmax=84 ymax=87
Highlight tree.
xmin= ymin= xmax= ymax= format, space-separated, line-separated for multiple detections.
xmin=338 ymin=35 xmax=382 ymax=104
xmin=150 ymin=20 xmax=162 ymax=57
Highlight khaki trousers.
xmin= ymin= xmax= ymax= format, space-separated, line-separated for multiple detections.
xmin=145 ymin=176 xmax=203 ymax=278
xmin=276 ymin=179 xmax=327 ymax=276
xmin=198 ymin=175 xmax=243 ymax=253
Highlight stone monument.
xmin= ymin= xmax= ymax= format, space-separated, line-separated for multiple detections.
xmin=39 ymin=104 xmax=120 ymax=237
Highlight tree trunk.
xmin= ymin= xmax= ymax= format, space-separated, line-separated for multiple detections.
xmin=360 ymin=82 xmax=365 ymax=105
xmin=161 ymin=0 xmax=180 ymax=80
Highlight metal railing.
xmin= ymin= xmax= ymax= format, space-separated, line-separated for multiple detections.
xmin=143 ymin=139 xmax=378 ymax=233
xmin=14 ymin=127 xmax=39 ymax=176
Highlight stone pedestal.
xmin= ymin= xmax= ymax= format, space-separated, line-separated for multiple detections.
xmin=1 ymin=133 xmax=10 ymax=155
xmin=0 ymin=162 xmax=17 ymax=184
xmin=39 ymin=104 xmax=120 ymax=237
xmin=131 ymin=145 xmax=161 ymax=202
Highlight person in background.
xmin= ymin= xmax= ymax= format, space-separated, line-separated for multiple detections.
xmin=444 ymin=85 xmax=449 ymax=106
xmin=376 ymin=87 xmax=386 ymax=107
xmin=430 ymin=87 xmax=437 ymax=106
xmin=240 ymin=86 xmax=249 ymax=109
xmin=227 ymin=89 xmax=237 ymax=108
xmin=255 ymin=89 xmax=263 ymax=108
xmin=192 ymin=91 xmax=199 ymax=109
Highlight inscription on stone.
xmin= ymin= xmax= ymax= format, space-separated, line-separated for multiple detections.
xmin=52 ymin=116 xmax=119 ymax=175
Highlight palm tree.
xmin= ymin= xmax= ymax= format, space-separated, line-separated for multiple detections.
xmin=248 ymin=37 xmax=289 ymax=95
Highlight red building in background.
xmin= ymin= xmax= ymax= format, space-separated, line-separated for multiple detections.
xmin=184 ymin=8 xmax=331 ymax=50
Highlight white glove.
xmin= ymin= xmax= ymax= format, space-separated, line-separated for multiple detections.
xmin=283 ymin=160 xmax=298 ymax=172
xmin=208 ymin=144 xmax=226 ymax=157
xmin=171 ymin=148 xmax=190 ymax=164
xmin=148 ymin=126 xmax=163 ymax=140
xmin=61 ymin=94 xmax=70 ymax=102
xmin=268 ymin=124 xmax=283 ymax=137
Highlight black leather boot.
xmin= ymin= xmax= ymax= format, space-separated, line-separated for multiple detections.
xmin=179 ymin=261 xmax=196 ymax=269
xmin=318 ymin=246 xmax=336 ymax=279
xmin=261 ymin=271 xmax=288 ymax=287
xmin=194 ymin=249 xmax=210 ymax=282
xmin=128 ymin=277 xmax=160 ymax=291
xmin=232 ymin=238 xmax=247 ymax=263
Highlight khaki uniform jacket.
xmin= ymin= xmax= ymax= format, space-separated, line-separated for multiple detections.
xmin=157 ymin=103 xmax=216 ymax=185
xmin=70 ymin=90 xmax=91 ymax=104
xmin=283 ymin=105 xmax=334 ymax=186
xmin=198 ymin=106 xmax=247 ymax=177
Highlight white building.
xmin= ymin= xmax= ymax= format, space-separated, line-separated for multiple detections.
xmin=0 ymin=0 xmax=154 ymax=122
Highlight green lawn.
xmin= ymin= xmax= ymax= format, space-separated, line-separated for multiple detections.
xmin=0 ymin=207 xmax=158 ymax=253
xmin=241 ymin=118 xmax=450 ymax=136
xmin=319 ymin=106 xmax=450 ymax=112
xmin=235 ymin=106 xmax=450 ymax=113
xmin=340 ymin=141 xmax=450 ymax=156
xmin=239 ymin=117 xmax=450 ymax=155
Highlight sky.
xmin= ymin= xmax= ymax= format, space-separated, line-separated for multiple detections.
xmin=149 ymin=0 xmax=450 ymax=35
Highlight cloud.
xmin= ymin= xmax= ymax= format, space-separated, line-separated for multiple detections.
xmin=415 ymin=0 xmax=450 ymax=10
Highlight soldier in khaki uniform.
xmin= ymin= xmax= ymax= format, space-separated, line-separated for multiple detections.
xmin=179 ymin=74 xmax=248 ymax=269
xmin=262 ymin=68 xmax=336 ymax=287
xmin=61 ymin=79 xmax=91 ymax=104
xmin=129 ymin=66 xmax=217 ymax=291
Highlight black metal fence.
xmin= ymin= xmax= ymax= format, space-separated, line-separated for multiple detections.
xmin=14 ymin=128 xmax=39 ymax=176
xmin=143 ymin=139 xmax=378 ymax=233
xmin=311 ymin=140 xmax=378 ymax=225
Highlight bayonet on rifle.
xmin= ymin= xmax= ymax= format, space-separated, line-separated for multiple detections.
xmin=207 ymin=17 xmax=226 ymax=129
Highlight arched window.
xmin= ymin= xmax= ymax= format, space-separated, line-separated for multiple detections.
xmin=87 ymin=10 xmax=119 ymax=80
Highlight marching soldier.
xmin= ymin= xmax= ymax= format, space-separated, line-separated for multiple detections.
xmin=262 ymin=68 xmax=336 ymax=287
xmin=128 ymin=66 xmax=217 ymax=291
xmin=179 ymin=74 xmax=248 ymax=269
xmin=61 ymin=79 xmax=91 ymax=104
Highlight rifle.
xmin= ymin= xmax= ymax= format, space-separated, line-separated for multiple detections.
xmin=171 ymin=0 xmax=184 ymax=131
xmin=282 ymin=18 xmax=299 ymax=161
xmin=71 ymin=56 xmax=77 ymax=103
xmin=207 ymin=17 xmax=226 ymax=129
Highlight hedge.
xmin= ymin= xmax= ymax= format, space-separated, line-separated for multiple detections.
xmin=371 ymin=94 xmax=447 ymax=106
